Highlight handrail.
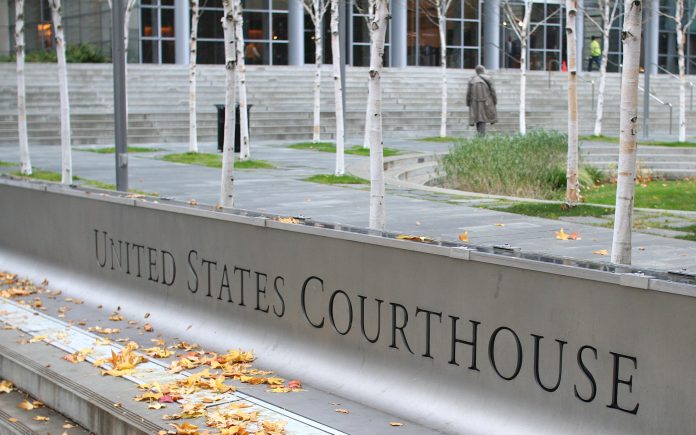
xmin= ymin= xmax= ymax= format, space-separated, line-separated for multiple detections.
xmin=639 ymin=85 xmax=673 ymax=135
xmin=653 ymin=63 xmax=694 ymax=111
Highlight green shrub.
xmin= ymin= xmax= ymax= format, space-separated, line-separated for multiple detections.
xmin=438 ymin=130 xmax=570 ymax=199
xmin=0 ymin=44 xmax=108 ymax=63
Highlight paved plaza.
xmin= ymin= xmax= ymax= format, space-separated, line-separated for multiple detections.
xmin=1 ymin=138 xmax=694 ymax=274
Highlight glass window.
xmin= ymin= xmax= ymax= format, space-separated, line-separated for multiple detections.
xmin=446 ymin=20 xmax=462 ymax=46
xmin=162 ymin=40 xmax=176 ymax=63
xmin=142 ymin=39 xmax=159 ymax=63
xmin=273 ymin=42 xmax=288 ymax=64
xmin=142 ymin=7 xmax=158 ymax=37
xmin=272 ymin=13 xmax=288 ymax=40
xmin=463 ymin=48 xmax=478 ymax=69
xmin=199 ymin=10 xmax=224 ymax=39
xmin=463 ymin=22 xmax=478 ymax=47
xmin=161 ymin=9 xmax=175 ymax=37
xmin=198 ymin=40 xmax=225 ymax=64
xmin=244 ymin=12 xmax=269 ymax=40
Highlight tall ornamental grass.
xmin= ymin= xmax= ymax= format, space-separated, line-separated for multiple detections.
xmin=438 ymin=130 xmax=598 ymax=199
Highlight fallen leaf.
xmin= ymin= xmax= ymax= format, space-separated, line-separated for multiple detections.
xmin=148 ymin=402 xmax=167 ymax=410
xmin=63 ymin=423 xmax=75 ymax=428
xmin=396 ymin=234 xmax=433 ymax=243
xmin=8 ymin=417 xmax=18 ymax=423
xmin=144 ymin=312 xmax=151 ymax=318
xmin=458 ymin=231 xmax=469 ymax=242
xmin=555 ymin=228 xmax=570 ymax=240
xmin=33 ymin=415 xmax=49 ymax=421
xmin=17 ymin=400 xmax=34 ymax=410
xmin=277 ymin=216 xmax=300 ymax=224
xmin=143 ymin=323 xmax=154 ymax=332
xmin=109 ymin=313 xmax=124 ymax=321
xmin=287 ymin=379 xmax=302 ymax=389
xmin=189 ymin=199 xmax=198 ymax=206
xmin=390 ymin=422 xmax=404 ymax=427
xmin=495 ymin=223 xmax=505 ymax=227
xmin=29 ymin=335 xmax=47 ymax=343
xmin=0 ymin=380 xmax=13 ymax=393
xmin=170 ymin=422 xmax=199 ymax=435
xmin=335 ymin=408 xmax=350 ymax=414
xmin=593 ymin=249 xmax=609 ymax=256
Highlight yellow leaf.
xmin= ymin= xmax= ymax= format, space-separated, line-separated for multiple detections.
xmin=17 ymin=400 xmax=34 ymax=410
xmin=28 ymin=335 xmax=47 ymax=343
xmin=8 ymin=417 xmax=18 ymax=423
xmin=148 ymin=402 xmax=166 ymax=410
xmin=593 ymin=249 xmax=609 ymax=256
xmin=33 ymin=415 xmax=49 ymax=421
xmin=170 ymin=422 xmax=199 ymax=435
xmin=109 ymin=313 xmax=124 ymax=321
xmin=396 ymin=234 xmax=433 ymax=243
xmin=390 ymin=422 xmax=404 ymax=427
xmin=335 ymin=408 xmax=350 ymax=414
xmin=458 ymin=231 xmax=469 ymax=242
xmin=555 ymin=228 xmax=569 ymax=240
xmin=0 ymin=380 xmax=13 ymax=393
xmin=495 ymin=223 xmax=505 ymax=227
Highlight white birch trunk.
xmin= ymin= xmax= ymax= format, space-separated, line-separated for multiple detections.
xmin=438 ymin=8 xmax=448 ymax=138
xmin=331 ymin=0 xmax=345 ymax=175
xmin=50 ymin=0 xmax=72 ymax=185
xmin=15 ymin=0 xmax=31 ymax=175
xmin=593 ymin=1 xmax=612 ymax=136
xmin=363 ymin=92 xmax=371 ymax=148
xmin=220 ymin=0 xmax=237 ymax=207
xmin=189 ymin=0 xmax=199 ymax=152
xmin=124 ymin=0 xmax=136 ymax=57
xmin=234 ymin=0 xmax=251 ymax=160
xmin=676 ymin=0 xmax=687 ymax=142
xmin=368 ymin=0 xmax=388 ymax=230
xmin=611 ymin=0 xmax=642 ymax=265
xmin=565 ymin=0 xmax=579 ymax=205
xmin=312 ymin=0 xmax=323 ymax=143
xmin=519 ymin=38 xmax=527 ymax=134
xmin=518 ymin=1 xmax=532 ymax=135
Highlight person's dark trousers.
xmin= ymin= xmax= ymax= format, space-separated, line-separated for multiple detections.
xmin=476 ymin=122 xmax=486 ymax=136
xmin=587 ymin=56 xmax=601 ymax=72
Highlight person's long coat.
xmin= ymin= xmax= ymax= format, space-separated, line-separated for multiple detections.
xmin=467 ymin=74 xmax=498 ymax=126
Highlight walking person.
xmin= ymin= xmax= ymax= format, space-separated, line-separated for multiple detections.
xmin=467 ymin=65 xmax=497 ymax=136
xmin=587 ymin=36 xmax=602 ymax=72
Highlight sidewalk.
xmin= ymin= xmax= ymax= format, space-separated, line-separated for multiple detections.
xmin=0 ymin=138 xmax=694 ymax=273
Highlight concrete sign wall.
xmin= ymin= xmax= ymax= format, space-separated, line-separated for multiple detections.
xmin=1 ymin=180 xmax=696 ymax=434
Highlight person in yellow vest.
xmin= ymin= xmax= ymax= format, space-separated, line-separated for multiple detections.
xmin=587 ymin=36 xmax=602 ymax=72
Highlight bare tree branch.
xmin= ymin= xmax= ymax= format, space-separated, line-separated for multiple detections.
xmin=530 ymin=7 xmax=560 ymax=36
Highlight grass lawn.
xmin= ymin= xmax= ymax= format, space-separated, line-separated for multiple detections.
xmin=161 ymin=152 xmax=274 ymax=169
xmin=288 ymin=142 xmax=400 ymax=157
xmin=79 ymin=146 xmax=163 ymax=154
xmin=0 ymin=161 xmax=17 ymax=166
xmin=583 ymin=179 xmax=696 ymax=211
xmin=303 ymin=174 xmax=368 ymax=185
xmin=487 ymin=202 xmax=614 ymax=220
xmin=676 ymin=224 xmax=696 ymax=241
xmin=10 ymin=169 xmax=155 ymax=195
xmin=580 ymin=135 xmax=696 ymax=148
xmin=417 ymin=136 xmax=461 ymax=143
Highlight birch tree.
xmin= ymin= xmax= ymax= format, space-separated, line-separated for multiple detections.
xmin=662 ymin=0 xmax=696 ymax=142
xmin=15 ymin=0 xmax=31 ymax=175
xmin=49 ymin=0 xmax=72 ymax=184
xmin=220 ymin=0 xmax=237 ymax=207
xmin=301 ymin=0 xmax=330 ymax=143
xmin=611 ymin=0 xmax=642 ymax=265
xmin=355 ymin=2 xmax=374 ymax=149
xmin=565 ymin=0 xmax=579 ymax=206
xmin=585 ymin=0 xmax=621 ymax=136
xmin=423 ymin=0 xmax=454 ymax=137
xmin=233 ymin=0 xmax=251 ymax=160
xmin=503 ymin=1 xmax=560 ymax=134
xmin=106 ymin=0 xmax=138 ymax=59
xmin=330 ymin=0 xmax=345 ymax=175
xmin=189 ymin=0 xmax=201 ymax=152
xmin=367 ymin=0 xmax=389 ymax=230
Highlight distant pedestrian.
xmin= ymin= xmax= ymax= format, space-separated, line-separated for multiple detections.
xmin=467 ymin=65 xmax=497 ymax=136
xmin=587 ymin=36 xmax=602 ymax=72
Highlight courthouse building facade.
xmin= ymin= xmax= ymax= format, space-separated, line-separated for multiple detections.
xmin=0 ymin=0 xmax=693 ymax=75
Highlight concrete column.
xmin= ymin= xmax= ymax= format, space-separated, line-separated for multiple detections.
xmin=391 ymin=0 xmax=407 ymax=67
xmin=575 ymin=0 xmax=583 ymax=72
xmin=0 ymin=0 xmax=10 ymax=57
xmin=648 ymin=0 xmax=659 ymax=74
xmin=288 ymin=0 xmax=305 ymax=65
xmin=483 ymin=0 xmax=500 ymax=70
xmin=175 ymin=0 xmax=189 ymax=64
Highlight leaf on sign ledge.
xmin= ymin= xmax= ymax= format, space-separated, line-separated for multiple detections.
xmin=555 ymin=228 xmax=580 ymax=240
xmin=593 ymin=249 xmax=609 ymax=256
xmin=458 ymin=231 xmax=469 ymax=242
xmin=396 ymin=234 xmax=433 ymax=243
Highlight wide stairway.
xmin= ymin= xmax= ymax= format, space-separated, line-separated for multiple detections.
xmin=0 ymin=63 xmax=693 ymax=145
